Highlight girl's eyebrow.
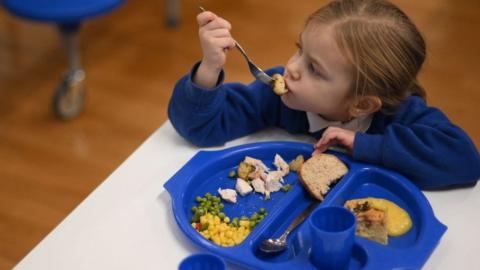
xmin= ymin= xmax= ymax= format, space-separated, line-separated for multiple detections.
xmin=299 ymin=32 xmax=330 ymax=76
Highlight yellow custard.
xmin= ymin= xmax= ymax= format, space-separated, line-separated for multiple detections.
xmin=347 ymin=197 xmax=412 ymax=236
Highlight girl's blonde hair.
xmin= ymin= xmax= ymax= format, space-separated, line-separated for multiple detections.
xmin=307 ymin=0 xmax=426 ymax=113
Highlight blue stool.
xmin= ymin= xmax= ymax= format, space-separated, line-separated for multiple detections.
xmin=2 ymin=0 xmax=125 ymax=120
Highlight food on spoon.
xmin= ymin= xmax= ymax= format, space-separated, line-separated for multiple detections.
xmin=217 ymin=188 xmax=237 ymax=203
xmin=298 ymin=153 xmax=348 ymax=201
xmin=270 ymin=73 xmax=288 ymax=95
xmin=345 ymin=197 xmax=412 ymax=243
xmin=235 ymin=178 xmax=253 ymax=196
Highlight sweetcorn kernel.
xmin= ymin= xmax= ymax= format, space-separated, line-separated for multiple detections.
xmin=194 ymin=212 xmax=256 ymax=247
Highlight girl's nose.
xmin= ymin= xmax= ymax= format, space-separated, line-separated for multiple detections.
xmin=286 ymin=60 xmax=301 ymax=81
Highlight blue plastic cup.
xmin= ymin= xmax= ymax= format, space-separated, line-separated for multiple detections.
xmin=178 ymin=253 xmax=226 ymax=270
xmin=309 ymin=206 xmax=356 ymax=270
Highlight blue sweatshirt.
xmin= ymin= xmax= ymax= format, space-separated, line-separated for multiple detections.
xmin=168 ymin=63 xmax=480 ymax=189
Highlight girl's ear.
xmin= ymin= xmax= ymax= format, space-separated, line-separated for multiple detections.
xmin=348 ymin=96 xmax=382 ymax=118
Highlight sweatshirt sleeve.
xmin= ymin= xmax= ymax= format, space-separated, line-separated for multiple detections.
xmin=353 ymin=96 xmax=480 ymax=189
xmin=167 ymin=62 xmax=307 ymax=147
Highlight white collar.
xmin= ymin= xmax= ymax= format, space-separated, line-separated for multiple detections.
xmin=306 ymin=112 xmax=373 ymax=133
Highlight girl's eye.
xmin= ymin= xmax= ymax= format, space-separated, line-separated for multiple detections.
xmin=308 ymin=63 xmax=320 ymax=76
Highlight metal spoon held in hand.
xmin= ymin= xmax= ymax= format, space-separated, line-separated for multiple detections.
xmin=259 ymin=201 xmax=320 ymax=253
xmin=198 ymin=6 xmax=272 ymax=85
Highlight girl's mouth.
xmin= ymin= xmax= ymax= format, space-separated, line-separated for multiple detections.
xmin=284 ymin=79 xmax=291 ymax=93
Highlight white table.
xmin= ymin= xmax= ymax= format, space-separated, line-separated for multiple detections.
xmin=14 ymin=121 xmax=480 ymax=270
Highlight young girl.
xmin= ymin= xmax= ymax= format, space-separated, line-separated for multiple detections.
xmin=168 ymin=0 xmax=480 ymax=189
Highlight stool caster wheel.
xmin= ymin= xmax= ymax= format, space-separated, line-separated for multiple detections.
xmin=53 ymin=69 xmax=86 ymax=120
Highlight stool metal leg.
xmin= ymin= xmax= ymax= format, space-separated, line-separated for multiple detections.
xmin=53 ymin=23 xmax=86 ymax=120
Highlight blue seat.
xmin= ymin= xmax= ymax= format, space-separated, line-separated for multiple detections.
xmin=2 ymin=0 xmax=125 ymax=120
xmin=3 ymin=0 xmax=125 ymax=23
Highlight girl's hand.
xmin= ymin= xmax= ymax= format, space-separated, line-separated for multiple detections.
xmin=313 ymin=127 xmax=356 ymax=155
xmin=197 ymin=11 xmax=236 ymax=72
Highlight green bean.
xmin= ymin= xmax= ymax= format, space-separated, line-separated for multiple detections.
xmin=201 ymin=222 xmax=209 ymax=231
xmin=191 ymin=213 xmax=200 ymax=223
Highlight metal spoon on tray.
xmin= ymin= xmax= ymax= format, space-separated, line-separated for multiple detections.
xmin=259 ymin=201 xmax=320 ymax=253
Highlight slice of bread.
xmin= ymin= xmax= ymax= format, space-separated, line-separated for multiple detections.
xmin=298 ymin=153 xmax=348 ymax=200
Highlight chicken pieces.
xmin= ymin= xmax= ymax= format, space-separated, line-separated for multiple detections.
xmin=218 ymin=154 xmax=299 ymax=203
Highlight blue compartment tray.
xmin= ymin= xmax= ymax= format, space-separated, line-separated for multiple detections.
xmin=164 ymin=141 xmax=447 ymax=269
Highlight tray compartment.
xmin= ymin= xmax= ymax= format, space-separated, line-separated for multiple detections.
xmin=164 ymin=142 xmax=447 ymax=270
xmin=327 ymin=166 xmax=422 ymax=247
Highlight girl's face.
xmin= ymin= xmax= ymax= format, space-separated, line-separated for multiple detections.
xmin=281 ymin=23 xmax=354 ymax=121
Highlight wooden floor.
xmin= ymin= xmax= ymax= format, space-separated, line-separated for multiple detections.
xmin=0 ymin=0 xmax=478 ymax=268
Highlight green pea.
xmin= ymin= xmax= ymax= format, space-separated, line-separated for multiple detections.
xmin=259 ymin=208 xmax=266 ymax=214
xmin=196 ymin=196 xmax=203 ymax=202
xmin=218 ymin=213 xmax=226 ymax=219
xmin=191 ymin=206 xmax=198 ymax=213
xmin=228 ymin=170 xmax=236 ymax=178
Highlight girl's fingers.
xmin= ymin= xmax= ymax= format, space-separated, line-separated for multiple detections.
xmin=201 ymin=15 xmax=232 ymax=31
xmin=315 ymin=136 xmax=338 ymax=153
xmin=208 ymin=28 xmax=232 ymax=38
xmin=312 ymin=148 xmax=322 ymax=156
xmin=215 ymin=37 xmax=236 ymax=50
xmin=197 ymin=11 xmax=216 ymax=26
xmin=314 ymin=127 xmax=355 ymax=154
xmin=314 ymin=127 xmax=335 ymax=148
